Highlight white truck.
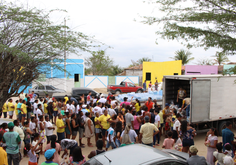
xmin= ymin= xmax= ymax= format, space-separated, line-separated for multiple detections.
xmin=162 ymin=75 xmax=236 ymax=135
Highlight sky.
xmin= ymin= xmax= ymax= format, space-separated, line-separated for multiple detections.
xmin=5 ymin=0 xmax=236 ymax=68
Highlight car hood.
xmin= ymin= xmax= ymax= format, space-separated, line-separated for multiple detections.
xmin=162 ymin=149 xmax=189 ymax=160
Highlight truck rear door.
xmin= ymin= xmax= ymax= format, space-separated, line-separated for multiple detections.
xmin=191 ymin=79 xmax=211 ymax=123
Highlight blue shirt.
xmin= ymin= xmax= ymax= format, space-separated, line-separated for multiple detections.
xmin=143 ymin=82 xmax=146 ymax=89
xmin=17 ymin=103 xmax=22 ymax=113
xmin=222 ymin=128 xmax=234 ymax=151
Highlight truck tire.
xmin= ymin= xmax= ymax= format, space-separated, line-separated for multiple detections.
xmin=218 ymin=121 xmax=227 ymax=136
xmin=136 ymin=89 xmax=143 ymax=93
xmin=115 ymin=90 xmax=121 ymax=94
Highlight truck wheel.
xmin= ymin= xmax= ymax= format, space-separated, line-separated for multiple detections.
xmin=115 ymin=90 xmax=121 ymax=94
xmin=137 ymin=89 xmax=143 ymax=93
xmin=218 ymin=121 xmax=227 ymax=136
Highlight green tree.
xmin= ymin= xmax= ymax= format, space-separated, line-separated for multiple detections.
xmin=143 ymin=0 xmax=236 ymax=54
xmin=196 ymin=59 xmax=213 ymax=65
xmin=138 ymin=57 xmax=151 ymax=64
xmin=109 ymin=65 xmax=124 ymax=76
xmin=170 ymin=49 xmax=194 ymax=65
xmin=0 ymin=3 xmax=97 ymax=107
xmin=213 ymin=51 xmax=229 ymax=65
xmin=85 ymin=50 xmax=114 ymax=75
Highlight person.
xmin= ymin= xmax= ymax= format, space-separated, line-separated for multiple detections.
xmin=120 ymin=123 xmax=138 ymax=144
xmin=43 ymin=100 xmax=48 ymax=115
xmin=21 ymin=100 xmax=27 ymax=125
xmin=71 ymin=114 xmax=79 ymax=140
xmin=159 ymin=107 xmax=164 ymax=137
xmin=60 ymin=139 xmax=78 ymax=157
xmin=119 ymin=97 xmax=130 ymax=107
xmin=3 ymin=122 xmax=21 ymax=165
xmin=154 ymin=109 xmax=160 ymax=146
xmin=181 ymin=120 xmax=196 ymax=153
xmin=26 ymin=97 xmax=32 ymax=122
xmin=125 ymin=107 xmax=134 ymax=129
xmin=23 ymin=121 xmax=33 ymax=148
xmin=53 ymin=99 xmax=58 ymax=124
xmin=65 ymin=112 xmax=72 ymax=139
xmin=115 ymin=121 xmax=122 ymax=147
xmin=223 ymin=155 xmax=234 ymax=165
xmin=35 ymin=104 xmax=42 ymax=120
xmin=205 ymin=127 xmax=218 ymax=165
xmin=172 ymin=113 xmax=182 ymax=142
xmin=38 ymin=115 xmax=46 ymax=153
xmin=106 ymin=122 xmax=117 ymax=151
xmin=117 ymin=112 xmax=124 ymax=128
xmin=77 ymin=111 xmax=85 ymax=147
xmin=47 ymin=101 xmax=53 ymax=123
xmin=84 ymin=112 xmax=94 ymax=147
xmin=69 ymin=146 xmax=86 ymax=165
xmin=2 ymin=102 xmax=8 ymax=118
xmin=162 ymin=131 xmax=174 ymax=149
xmin=213 ymin=142 xmax=225 ymax=165
xmin=31 ymin=133 xmax=42 ymax=163
xmin=88 ymin=140 xmax=105 ymax=159
xmin=224 ymin=143 xmax=233 ymax=157
xmin=98 ymin=109 xmax=111 ymax=148
xmin=120 ymin=131 xmax=133 ymax=147
xmin=13 ymin=120 xmax=24 ymax=154
xmin=92 ymin=102 xmax=103 ymax=116
xmin=145 ymin=97 xmax=154 ymax=112
xmin=181 ymin=97 xmax=191 ymax=121
xmin=143 ymin=80 xmax=146 ymax=92
xmin=15 ymin=100 xmax=19 ymax=120
xmin=139 ymin=116 xmax=159 ymax=147
xmin=41 ymin=149 xmax=58 ymax=165
xmin=44 ymin=115 xmax=55 ymax=143
xmin=33 ymin=100 xmax=38 ymax=115
xmin=25 ymin=137 xmax=44 ymax=165
xmin=86 ymin=91 xmax=92 ymax=105
xmin=17 ymin=99 xmax=23 ymax=122
xmin=45 ymin=135 xmax=61 ymax=165
xmin=94 ymin=112 xmax=102 ymax=144
xmin=176 ymin=87 xmax=186 ymax=108
xmin=155 ymin=80 xmax=158 ymax=91
xmin=0 ymin=134 xmax=8 ymax=165
xmin=56 ymin=113 xmax=66 ymax=142
xmin=8 ymin=99 xmax=15 ymax=119
xmin=133 ymin=111 xmax=141 ymax=137
xmin=187 ymin=145 xmax=208 ymax=165
xmin=222 ymin=121 xmax=234 ymax=157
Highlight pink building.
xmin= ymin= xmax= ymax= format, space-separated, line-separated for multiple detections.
xmin=185 ymin=65 xmax=218 ymax=75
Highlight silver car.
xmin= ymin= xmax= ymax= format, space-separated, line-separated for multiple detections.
xmin=84 ymin=144 xmax=190 ymax=165
xmin=29 ymin=85 xmax=66 ymax=97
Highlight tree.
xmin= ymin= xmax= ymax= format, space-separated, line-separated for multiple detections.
xmin=85 ymin=50 xmax=114 ymax=75
xmin=138 ymin=57 xmax=151 ymax=64
xmin=213 ymin=51 xmax=229 ymax=65
xmin=143 ymin=0 xmax=236 ymax=54
xmin=196 ymin=59 xmax=213 ymax=65
xmin=109 ymin=65 xmax=124 ymax=76
xmin=170 ymin=49 xmax=194 ymax=65
xmin=0 ymin=3 xmax=96 ymax=108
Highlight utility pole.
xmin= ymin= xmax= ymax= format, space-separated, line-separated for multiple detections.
xmin=64 ymin=18 xmax=67 ymax=91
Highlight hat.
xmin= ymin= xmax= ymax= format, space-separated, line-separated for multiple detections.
xmin=165 ymin=103 xmax=170 ymax=107
xmin=189 ymin=145 xmax=198 ymax=154
xmin=44 ymin=149 xmax=56 ymax=159
xmin=100 ymin=94 xmax=104 ymax=97
xmin=8 ymin=122 xmax=14 ymax=128
xmin=82 ymin=104 xmax=87 ymax=108
xmin=108 ymin=93 xmax=112 ymax=95
xmin=144 ymin=116 xmax=150 ymax=122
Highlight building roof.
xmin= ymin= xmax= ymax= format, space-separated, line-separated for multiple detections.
xmin=125 ymin=64 xmax=143 ymax=70
xmin=227 ymin=62 xmax=236 ymax=64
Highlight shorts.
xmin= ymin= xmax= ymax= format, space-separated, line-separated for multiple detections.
xmin=28 ymin=161 xmax=38 ymax=165
xmin=65 ymin=127 xmax=71 ymax=135
xmin=46 ymin=135 xmax=52 ymax=142
xmin=3 ymin=112 xmax=7 ymax=118
xmin=95 ymin=128 xmax=101 ymax=134
xmin=182 ymin=139 xmax=194 ymax=147
xmin=78 ymin=128 xmax=84 ymax=139
xmin=142 ymin=142 xmax=153 ymax=147
xmin=160 ymin=123 xmax=164 ymax=128
xmin=172 ymin=130 xmax=178 ymax=140
xmin=8 ymin=111 xmax=13 ymax=116
xmin=27 ymin=112 xmax=31 ymax=119
xmin=57 ymin=132 xmax=65 ymax=142
xmin=106 ymin=141 xmax=116 ymax=149
xmin=53 ymin=111 xmax=58 ymax=117
xmin=18 ymin=113 xmax=22 ymax=121
xmin=21 ymin=114 xmax=26 ymax=118
xmin=0 ymin=112 xmax=2 ymax=117
xmin=72 ymin=131 xmax=77 ymax=136
xmin=101 ymin=129 xmax=107 ymax=136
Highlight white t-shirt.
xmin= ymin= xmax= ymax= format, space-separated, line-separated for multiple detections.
xmin=32 ymin=140 xmax=40 ymax=154
xmin=70 ymin=105 xmax=75 ymax=114
xmin=107 ymin=127 xmax=115 ymax=142
xmin=35 ymin=109 xmax=42 ymax=120
xmin=45 ymin=121 xmax=53 ymax=136
xmin=111 ymin=100 xmax=117 ymax=106
xmin=173 ymin=119 xmax=181 ymax=131
xmin=102 ymin=107 xmax=106 ymax=113
xmin=121 ymin=129 xmax=137 ymax=143
xmin=29 ymin=121 xmax=36 ymax=132
xmin=75 ymin=105 xmax=80 ymax=114
xmin=93 ymin=106 xmax=103 ymax=116
xmin=155 ymin=114 xmax=160 ymax=124
xmin=99 ymin=98 xmax=106 ymax=104
xmin=108 ymin=108 xmax=117 ymax=117
xmin=66 ymin=104 xmax=71 ymax=111
xmin=33 ymin=103 xmax=38 ymax=114
xmin=93 ymin=99 xmax=97 ymax=104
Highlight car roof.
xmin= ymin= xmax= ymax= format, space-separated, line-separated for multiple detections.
xmin=72 ymin=87 xmax=97 ymax=92
xmin=87 ymin=144 xmax=177 ymax=165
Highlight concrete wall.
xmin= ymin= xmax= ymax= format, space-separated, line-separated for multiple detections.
xmin=115 ymin=76 xmax=139 ymax=85
xmin=125 ymin=70 xmax=142 ymax=76
xmin=84 ymin=76 xmax=108 ymax=88
xmin=143 ymin=60 xmax=182 ymax=83
xmin=185 ymin=65 xmax=218 ymax=75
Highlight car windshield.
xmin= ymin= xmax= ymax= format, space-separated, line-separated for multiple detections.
xmin=49 ymin=85 xmax=56 ymax=89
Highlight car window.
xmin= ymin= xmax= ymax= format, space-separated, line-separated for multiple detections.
xmin=73 ymin=89 xmax=87 ymax=95
xmin=34 ymin=86 xmax=38 ymax=90
xmin=38 ymin=86 xmax=45 ymax=90
xmin=127 ymin=83 xmax=135 ymax=87
xmin=46 ymin=86 xmax=53 ymax=90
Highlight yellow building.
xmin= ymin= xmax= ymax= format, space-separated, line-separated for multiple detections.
xmin=142 ymin=60 xmax=182 ymax=83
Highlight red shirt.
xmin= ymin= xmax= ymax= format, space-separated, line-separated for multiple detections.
xmin=145 ymin=101 xmax=153 ymax=111
xmin=107 ymin=95 xmax=112 ymax=104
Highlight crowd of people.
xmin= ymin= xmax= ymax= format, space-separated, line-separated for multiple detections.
xmin=0 ymin=89 xmax=236 ymax=165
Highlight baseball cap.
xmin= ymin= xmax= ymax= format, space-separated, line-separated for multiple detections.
xmin=44 ymin=149 xmax=56 ymax=159
xmin=144 ymin=116 xmax=150 ymax=122
xmin=8 ymin=122 xmax=14 ymax=128
xmin=165 ymin=103 xmax=170 ymax=107
xmin=189 ymin=145 xmax=198 ymax=154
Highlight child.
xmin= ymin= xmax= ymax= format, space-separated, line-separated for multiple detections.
xmin=213 ymin=142 xmax=225 ymax=165
xmin=171 ymin=110 xmax=177 ymax=131
xmin=162 ymin=131 xmax=175 ymax=149
xmin=25 ymin=138 xmax=44 ymax=165
xmin=165 ymin=116 xmax=171 ymax=134
xmin=23 ymin=121 xmax=33 ymax=156
xmin=224 ymin=143 xmax=232 ymax=157
xmin=106 ymin=122 xmax=117 ymax=151
xmin=32 ymin=133 xmax=42 ymax=163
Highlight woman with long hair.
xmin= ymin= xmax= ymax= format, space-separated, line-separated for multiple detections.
xmin=71 ymin=114 xmax=79 ymax=140
xmin=205 ymin=127 xmax=218 ymax=165
xmin=115 ymin=121 xmax=122 ymax=147
xmin=84 ymin=112 xmax=95 ymax=147
xmin=120 ymin=123 xmax=134 ymax=147
xmin=45 ymin=134 xmax=61 ymax=165
xmin=180 ymin=120 xmax=196 ymax=153
xmin=69 ymin=146 xmax=86 ymax=165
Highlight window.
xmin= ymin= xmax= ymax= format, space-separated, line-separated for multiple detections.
xmin=127 ymin=83 xmax=135 ymax=87
xmin=34 ymin=86 xmax=38 ymax=90
xmin=46 ymin=86 xmax=53 ymax=90
xmin=146 ymin=72 xmax=151 ymax=81
xmin=38 ymin=86 xmax=45 ymax=90
xmin=174 ymin=73 xmax=178 ymax=75
xmin=74 ymin=74 xmax=79 ymax=82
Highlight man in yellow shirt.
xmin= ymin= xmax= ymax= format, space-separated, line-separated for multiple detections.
xmin=98 ymin=109 xmax=111 ymax=148
xmin=0 ymin=134 xmax=8 ymax=165
xmin=64 ymin=95 xmax=69 ymax=104
xmin=8 ymin=99 xmax=15 ymax=119
xmin=21 ymin=100 xmax=27 ymax=125
xmin=56 ymin=113 xmax=66 ymax=142
xmin=2 ymin=102 xmax=8 ymax=118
